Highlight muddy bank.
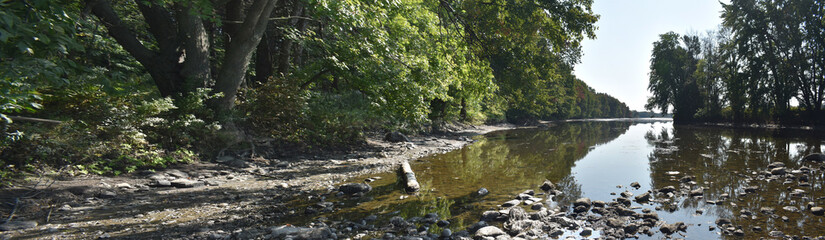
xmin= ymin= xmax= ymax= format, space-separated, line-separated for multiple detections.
xmin=0 ymin=124 xmax=514 ymax=239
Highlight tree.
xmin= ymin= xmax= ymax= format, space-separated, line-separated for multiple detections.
xmin=84 ymin=0 xmax=279 ymax=116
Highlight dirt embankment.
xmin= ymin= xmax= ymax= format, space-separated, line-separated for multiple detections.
xmin=0 ymin=124 xmax=515 ymax=239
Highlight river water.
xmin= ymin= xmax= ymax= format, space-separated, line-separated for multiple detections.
xmin=324 ymin=119 xmax=825 ymax=239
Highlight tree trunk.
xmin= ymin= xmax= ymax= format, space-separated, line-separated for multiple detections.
xmin=177 ymin=4 xmax=212 ymax=91
xmin=212 ymin=0 xmax=281 ymax=115
xmin=255 ymin=33 xmax=274 ymax=85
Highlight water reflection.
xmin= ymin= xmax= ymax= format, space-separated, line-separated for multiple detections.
xmin=646 ymin=125 xmax=825 ymax=239
xmin=306 ymin=120 xmax=825 ymax=239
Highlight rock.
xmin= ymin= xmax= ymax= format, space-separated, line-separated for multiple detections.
xmin=620 ymin=191 xmax=633 ymax=198
xmin=744 ymin=186 xmax=759 ymax=193
xmin=770 ymin=167 xmax=787 ymax=175
xmin=733 ymin=229 xmax=745 ymax=236
xmin=783 ymin=206 xmax=799 ymax=212
xmin=679 ymin=175 xmax=694 ymax=183
xmin=98 ymin=190 xmax=117 ymax=199
xmin=715 ymin=218 xmax=732 ymax=226
xmin=153 ymin=180 xmax=172 ymax=187
xmin=803 ymin=153 xmax=825 ymax=162
xmin=481 ymin=211 xmax=502 ymax=222
xmin=0 ymin=220 xmax=37 ymax=231
xmin=573 ymin=198 xmax=591 ymax=209
xmin=580 ymin=228 xmax=593 ymax=237
xmin=166 ymin=169 xmax=189 ymax=178
xmin=339 ymin=183 xmax=372 ymax=195
xmin=616 ymin=197 xmax=631 ymax=207
xmin=659 ymin=222 xmax=686 ymax=235
xmin=384 ymin=131 xmax=411 ymax=142
xmin=811 ymin=207 xmax=824 ymax=216
xmin=593 ymin=200 xmax=606 ymax=208
xmin=475 ymin=226 xmax=506 ymax=238
xmin=515 ymin=193 xmax=532 ymax=200
xmin=658 ymin=186 xmax=677 ymax=194
xmin=760 ymin=207 xmax=775 ymax=214
xmin=630 ymin=182 xmax=641 ymax=189
xmin=539 ymin=180 xmax=555 ymax=191
xmin=437 ymin=220 xmax=450 ymax=227
xmin=502 ymin=199 xmax=521 ymax=208
xmin=170 ymin=179 xmax=204 ymax=188
xmin=268 ymin=225 xmax=334 ymax=239
xmin=115 ymin=183 xmax=132 ymax=189
xmin=769 ymin=230 xmax=785 ymax=238
xmin=468 ymin=221 xmax=489 ymax=233
xmin=768 ymin=162 xmax=785 ymax=168
xmin=441 ymin=229 xmax=452 ymax=238
xmin=477 ymin=188 xmax=489 ymax=196
xmin=148 ymin=174 xmax=167 ymax=181
xmin=689 ymin=188 xmax=704 ymax=196
xmin=642 ymin=212 xmax=659 ymax=220
xmin=635 ymin=192 xmax=652 ymax=203
xmin=530 ymin=203 xmax=543 ymax=210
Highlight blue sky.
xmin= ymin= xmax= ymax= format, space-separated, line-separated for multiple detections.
xmin=573 ymin=0 xmax=727 ymax=111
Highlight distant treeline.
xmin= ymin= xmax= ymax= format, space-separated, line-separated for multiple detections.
xmin=646 ymin=0 xmax=824 ymax=125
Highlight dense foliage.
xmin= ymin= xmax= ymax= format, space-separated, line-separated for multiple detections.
xmin=647 ymin=0 xmax=824 ymax=124
xmin=1 ymin=0 xmax=631 ymax=179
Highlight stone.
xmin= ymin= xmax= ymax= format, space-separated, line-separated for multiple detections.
xmin=689 ymin=188 xmax=704 ymax=197
xmin=635 ymin=192 xmax=652 ymax=203
xmin=530 ymin=203 xmax=543 ymax=210
xmin=477 ymin=187 xmax=489 ymax=196
xmin=384 ymin=131 xmax=411 ymax=142
xmin=170 ymin=179 xmax=204 ymax=188
xmin=630 ymin=182 xmax=641 ymax=189
xmin=166 ymin=169 xmax=189 ymax=178
xmin=502 ymin=199 xmax=521 ymax=208
xmin=715 ymin=218 xmax=732 ymax=226
xmin=770 ymin=167 xmax=787 ymax=175
xmin=811 ymin=207 xmax=824 ymax=216
xmin=783 ymin=206 xmax=799 ymax=212
xmin=475 ymin=226 xmax=506 ymax=238
xmin=115 ymin=183 xmax=132 ymax=189
xmin=803 ymin=153 xmax=825 ymax=162
xmin=539 ymin=180 xmax=555 ymax=191
xmin=679 ymin=175 xmax=694 ymax=183
xmin=573 ymin=198 xmax=591 ymax=209
xmin=468 ymin=221 xmax=489 ymax=233
xmin=441 ymin=229 xmax=452 ymax=238
xmin=153 ymin=180 xmax=172 ymax=187
xmin=580 ymin=228 xmax=593 ymax=237
xmin=98 ymin=190 xmax=117 ymax=199
xmin=620 ymin=191 xmax=633 ymax=198
xmin=481 ymin=211 xmax=502 ymax=222
xmin=760 ymin=207 xmax=775 ymax=214
xmin=767 ymin=162 xmax=785 ymax=168
xmin=437 ymin=220 xmax=450 ymax=227
xmin=0 ymin=221 xmax=37 ymax=231
xmin=268 ymin=225 xmax=335 ymax=239
xmin=658 ymin=186 xmax=677 ymax=194
xmin=659 ymin=222 xmax=686 ymax=235
xmin=339 ymin=183 xmax=372 ymax=195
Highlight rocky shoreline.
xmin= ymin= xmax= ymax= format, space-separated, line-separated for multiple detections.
xmin=2 ymin=123 xmax=825 ymax=240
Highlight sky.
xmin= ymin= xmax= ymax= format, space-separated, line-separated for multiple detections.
xmin=573 ymin=0 xmax=728 ymax=111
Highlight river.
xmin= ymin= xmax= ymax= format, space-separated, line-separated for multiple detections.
xmin=317 ymin=119 xmax=825 ymax=239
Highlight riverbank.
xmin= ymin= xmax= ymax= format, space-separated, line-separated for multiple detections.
xmin=0 ymin=124 xmax=515 ymax=239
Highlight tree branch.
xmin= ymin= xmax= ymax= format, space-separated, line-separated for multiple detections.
xmin=84 ymin=0 xmax=157 ymax=64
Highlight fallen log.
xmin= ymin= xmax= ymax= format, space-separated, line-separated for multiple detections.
xmin=400 ymin=160 xmax=420 ymax=193
xmin=7 ymin=116 xmax=62 ymax=124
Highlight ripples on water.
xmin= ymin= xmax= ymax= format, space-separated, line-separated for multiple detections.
xmin=308 ymin=120 xmax=825 ymax=239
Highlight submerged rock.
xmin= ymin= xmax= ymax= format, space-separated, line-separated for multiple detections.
xmin=339 ymin=183 xmax=372 ymax=195
xmin=803 ymin=153 xmax=825 ymax=162
xmin=540 ymin=180 xmax=555 ymax=191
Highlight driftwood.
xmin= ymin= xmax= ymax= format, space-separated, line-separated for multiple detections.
xmin=400 ymin=160 xmax=420 ymax=193
xmin=7 ymin=116 xmax=62 ymax=124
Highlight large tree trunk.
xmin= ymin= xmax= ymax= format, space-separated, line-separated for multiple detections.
xmin=176 ymin=4 xmax=212 ymax=91
xmin=255 ymin=33 xmax=274 ymax=85
xmin=212 ymin=0 xmax=281 ymax=115
xmin=86 ymin=0 xmax=184 ymax=97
